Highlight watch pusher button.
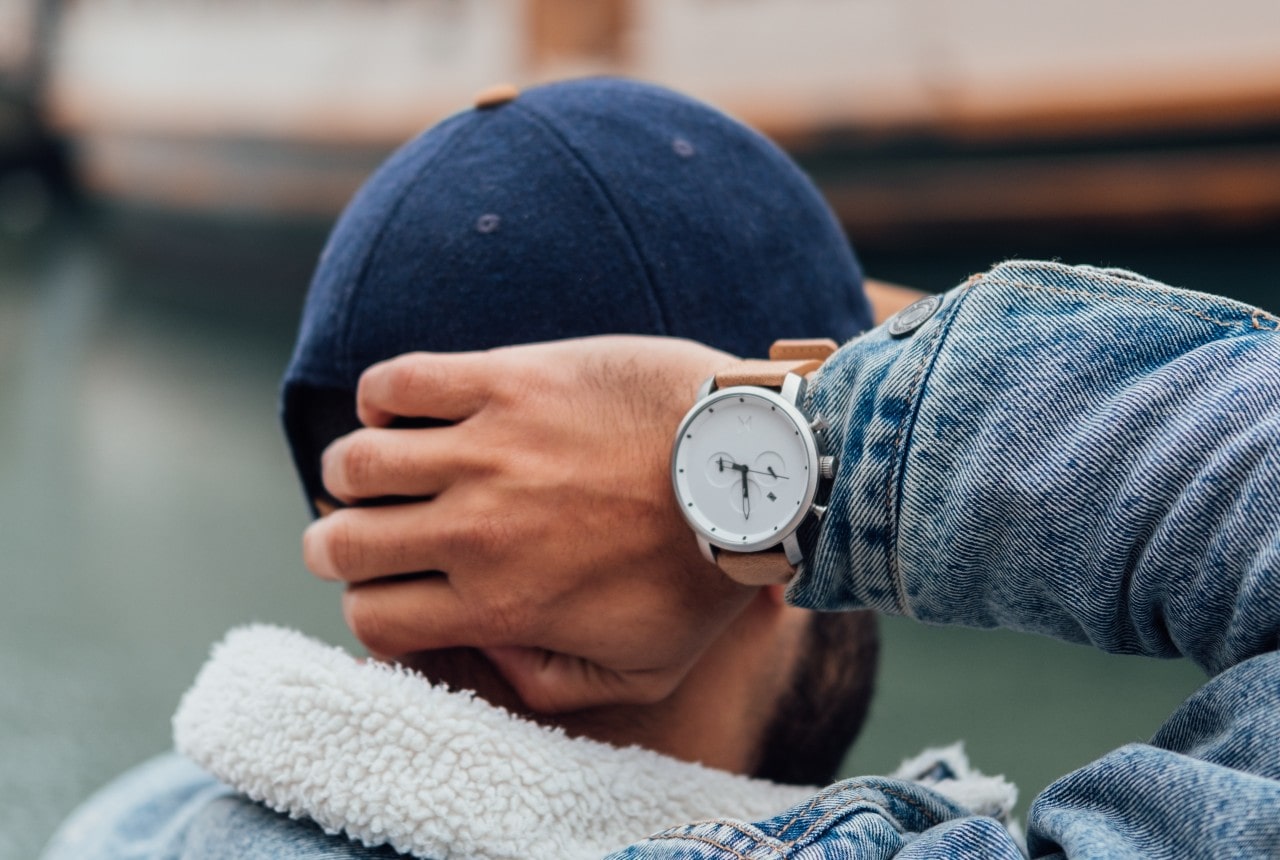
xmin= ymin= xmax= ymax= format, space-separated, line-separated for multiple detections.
xmin=819 ymin=455 xmax=837 ymax=480
xmin=809 ymin=413 xmax=829 ymax=433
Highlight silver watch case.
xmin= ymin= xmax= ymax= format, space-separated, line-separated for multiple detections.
xmin=671 ymin=373 xmax=823 ymax=565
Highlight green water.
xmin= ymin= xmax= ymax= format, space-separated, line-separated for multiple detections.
xmin=0 ymin=212 xmax=1273 ymax=857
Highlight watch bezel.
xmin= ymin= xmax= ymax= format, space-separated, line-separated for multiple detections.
xmin=671 ymin=384 xmax=821 ymax=553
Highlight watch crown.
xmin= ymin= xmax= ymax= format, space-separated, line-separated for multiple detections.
xmin=809 ymin=413 xmax=829 ymax=433
xmin=818 ymin=455 xmax=837 ymax=480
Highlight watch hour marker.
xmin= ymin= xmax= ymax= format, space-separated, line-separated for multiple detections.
xmin=767 ymin=491 xmax=777 ymax=501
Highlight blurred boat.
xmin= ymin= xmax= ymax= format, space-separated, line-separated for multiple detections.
xmin=42 ymin=0 xmax=1280 ymax=241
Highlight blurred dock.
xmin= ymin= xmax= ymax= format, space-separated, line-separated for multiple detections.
xmin=38 ymin=0 xmax=1280 ymax=243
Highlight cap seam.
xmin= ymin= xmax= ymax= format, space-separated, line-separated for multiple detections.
xmin=512 ymin=101 xmax=674 ymax=337
xmin=338 ymin=116 xmax=488 ymax=383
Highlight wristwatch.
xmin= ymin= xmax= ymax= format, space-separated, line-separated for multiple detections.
xmin=671 ymin=339 xmax=838 ymax=586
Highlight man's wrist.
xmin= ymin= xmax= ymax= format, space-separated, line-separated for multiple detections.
xmin=672 ymin=340 xmax=840 ymax=587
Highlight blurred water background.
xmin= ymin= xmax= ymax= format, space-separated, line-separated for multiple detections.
xmin=3 ymin=1 xmax=1280 ymax=857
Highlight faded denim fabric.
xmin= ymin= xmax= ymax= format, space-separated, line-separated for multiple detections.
xmin=797 ymin=260 xmax=1280 ymax=676
xmin=42 ymin=754 xmax=401 ymax=860
xmin=606 ymin=776 xmax=1024 ymax=860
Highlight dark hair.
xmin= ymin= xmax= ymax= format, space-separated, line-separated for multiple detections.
xmin=752 ymin=609 xmax=880 ymax=786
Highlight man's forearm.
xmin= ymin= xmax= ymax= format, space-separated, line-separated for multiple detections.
xmin=795 ymin=260 xmax=1280 ymax=677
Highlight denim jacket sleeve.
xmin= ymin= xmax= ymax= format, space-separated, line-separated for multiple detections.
xmin=790 ymin=259 xmax=1280 ymax=858
xmin=795 ymin=259 xmax=1280 ymax=677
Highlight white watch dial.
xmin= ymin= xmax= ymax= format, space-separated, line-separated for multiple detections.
xmin=672 ymin=386 xmax=819 ymax=552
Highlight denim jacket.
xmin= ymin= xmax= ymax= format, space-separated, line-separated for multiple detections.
xmin=612 ymin=260 xmax=1280 ymax=859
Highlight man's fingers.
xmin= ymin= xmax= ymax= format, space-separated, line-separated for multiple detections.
xmin=482 ymin=646 xmax=677 ymax=714
xmin=321 ymin=426 xmax=465 ymax=504
xmin=342 ymin=577 xmax=493 ymax=656
xmin=357 ymin=352 xmax=497 ymax=427
xmin=303 ymin=501 xmax=458 ymax=583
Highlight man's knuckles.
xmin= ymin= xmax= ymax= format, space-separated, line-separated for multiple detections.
xmin=439 ymin=501 xmax=524 ymax=562
xmin=322 ymin=433 xmax=384 ymax=501
xmin=361 ymin=352 xmax=493 ymax=423
xmin=342 ymin=585 xmax=407 ymax=654
xmin=303 ymin=513 xmax=375 ymax=581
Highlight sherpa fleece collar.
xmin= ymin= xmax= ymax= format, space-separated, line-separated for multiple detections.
xmin=174 ymin=625 xmax=1015 ymax=860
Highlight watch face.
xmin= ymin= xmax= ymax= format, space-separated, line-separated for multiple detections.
xmin=672 ymin=386 xmax=820 ymax=552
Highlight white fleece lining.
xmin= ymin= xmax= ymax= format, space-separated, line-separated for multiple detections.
xmin=174 ymin=625 xmax=1015 ymax=860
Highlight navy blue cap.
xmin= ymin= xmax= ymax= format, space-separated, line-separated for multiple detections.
xmin=282 ymin=77 xmax=870 ymax=508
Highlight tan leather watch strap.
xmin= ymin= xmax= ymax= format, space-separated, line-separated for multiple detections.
xmin=705 ymin=339 xmax=833 ymax=586
xmin=768 ymin=338 xmax=838 ymax=362
xmin=717 ymin=549 xmax=797 ymax=586
xmin=714 ymin=338 xmax=839 ymax=389
xmin=716 ymin=359 xmax=817 ymax=388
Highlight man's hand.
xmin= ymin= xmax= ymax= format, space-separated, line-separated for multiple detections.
xmin=302 ymin=336 xmax=755 ymax=713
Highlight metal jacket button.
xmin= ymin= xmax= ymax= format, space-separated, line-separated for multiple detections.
xmin=888 ymin=295 xmax=942 ymax=337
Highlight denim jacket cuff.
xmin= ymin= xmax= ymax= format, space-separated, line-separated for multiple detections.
xmin=787 ymin=280 xmax=973 ymax=614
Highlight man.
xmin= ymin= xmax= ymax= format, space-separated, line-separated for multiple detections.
xmin=45 ymin=78 xmax=1002 ymax=860
xmin=309 ymin=265 xmax=1280 ymax=857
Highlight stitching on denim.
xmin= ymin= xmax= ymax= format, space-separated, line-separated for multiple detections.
xmin=640 ymin=833 xmax=769 ymax=860
xmin=1252 ymin=309 xmax=1280 ymax=331
xmin=979 ymin=277 xmax=1239 ymax=328
xmin=886 ymin=345 xmax=936 ymax=612
xmin=789 ymin=797 xmax=885 ymax=845
xmin=777 ymin=790 xmax=826 ymax=837
xmin=876 ymin=785 xmax=944 ymax=823
xmin=884 ymin=280 xmax=976 ymax=614
xmin=701 ymin=820 xmax=786 ymax=849
xmin=649 ymin=785 xmax=947 ymax=858
xmin=786 ymin=786 xmax=937 ymax=847
xmin=998 ymin=260 xmax=1181 ymax=297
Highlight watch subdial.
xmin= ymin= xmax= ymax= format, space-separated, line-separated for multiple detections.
xmin=705 ymin=452 xmax=739 ymax=488
xmin=752 ymin=451 xmax=787 ymax=487
xmin=730 ymin=479 xmax=764 ymax=519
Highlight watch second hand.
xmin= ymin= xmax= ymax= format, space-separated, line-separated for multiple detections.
xmin=718 ymin=458 xmax=789 ymax=480
xmin=741 ymin=469 xmax=750 ymax=520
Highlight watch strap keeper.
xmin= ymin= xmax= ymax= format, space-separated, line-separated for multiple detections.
xmin=715 ymin=338 xmax=839 ymax=389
